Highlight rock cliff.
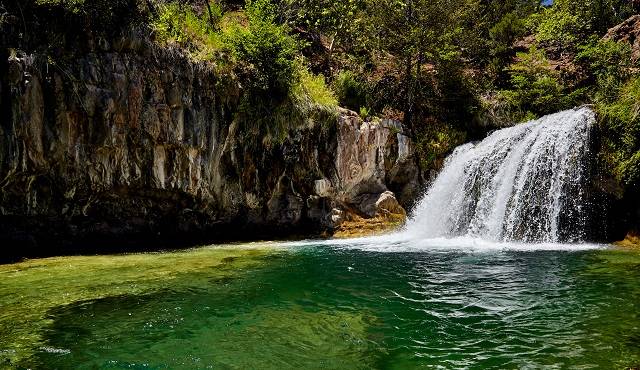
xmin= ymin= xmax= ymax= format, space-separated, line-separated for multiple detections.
xmin=604 ymin=14 xmax=640 ymax=62
xmin=0 ymin=38 xmax=419 ymax=258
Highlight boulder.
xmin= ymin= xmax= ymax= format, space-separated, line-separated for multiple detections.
xmin=375 ymin=191 xmax=406 ymax=218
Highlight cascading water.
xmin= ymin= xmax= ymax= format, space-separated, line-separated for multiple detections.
xmin=403 ymin=107 xmax=595 ymax=243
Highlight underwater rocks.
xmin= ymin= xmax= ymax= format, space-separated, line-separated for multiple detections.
xmin=0 ymin=44 xmax=419 ymax=258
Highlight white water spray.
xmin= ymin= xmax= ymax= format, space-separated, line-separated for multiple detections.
xmin=403 ymin=107 xmax=595 ymax=243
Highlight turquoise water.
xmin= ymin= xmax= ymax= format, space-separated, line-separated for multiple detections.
xmin=2 ymin=240 xmax=640 ymax=369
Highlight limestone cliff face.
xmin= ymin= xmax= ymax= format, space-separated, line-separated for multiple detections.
xmin=0 ymin=39 xmax=419 ymax=256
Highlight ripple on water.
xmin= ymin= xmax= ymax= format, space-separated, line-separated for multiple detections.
xmin=1 ymin=242 xmax=639 ymax=369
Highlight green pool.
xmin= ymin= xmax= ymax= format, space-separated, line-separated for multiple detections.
xmin=1 ymin=239 xmax=639 ymax=369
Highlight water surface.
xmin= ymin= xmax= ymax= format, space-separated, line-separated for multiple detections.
xmin=1 ymin=239 xmax=639 ymax=369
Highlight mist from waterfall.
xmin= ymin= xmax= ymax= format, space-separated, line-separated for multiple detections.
xmin=403 ymin=107 xmax=595 ymax=243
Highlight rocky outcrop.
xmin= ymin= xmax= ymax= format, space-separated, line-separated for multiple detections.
xmin=0 ymin=41 xmax=419 ymax=258
xmin=604 ymin=15 xmax=640 ymax=62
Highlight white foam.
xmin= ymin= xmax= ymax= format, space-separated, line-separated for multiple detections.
xmin=40 ymin=346 xmax=71 ymax=355
xmin=404 ymin=107 xmax=596 ymax=243
xmin=278 ymin=234 xmax=606 ymax=253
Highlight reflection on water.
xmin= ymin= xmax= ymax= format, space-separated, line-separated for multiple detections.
xmin=1 ymin=240 xmax=639 ymax=369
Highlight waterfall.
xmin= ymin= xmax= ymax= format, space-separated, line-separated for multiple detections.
xmin=404 ymin=107 xmax=595 ymax=243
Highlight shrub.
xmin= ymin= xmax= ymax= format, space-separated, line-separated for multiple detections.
xmin=296 ymin=67 xmax=338 ymax=108
xmin=359 ymin=107 xmax=371 ymax=121
xmin=152 ymin=2 xmax=226 ymax=61
xmin=224 ymin=0 xmax=339 ymax=145
xmin=32 ymin=0 xmax=145 ymax=33
xmin=533 ymin=6 xmax=581 ymax=45
xmin=414 ymin=120 xmax=467 ymax=170
xmin=497 ymin=46 xmax=567 ymax=119
xmin=597 ymin=76 xmax=640 ymax=189
xmin=239 ymin=63 xmax=338 ymax=145
xmin=533 ymin=0 xmax=637 ymax=46
xmin=576 ymin=38 xmax=633 ymax=100
xmin=332 ymin=70 xmax=368 ymax=112
xmin=493 ymin=46 xmax=586 ymax=122
xmin=226 ymin=0 xmax=301 ymax=98
xmin=489 ymin=12 xmax=526 ymax=56
xmin=35 ymin=0 xmax=85 ymax=11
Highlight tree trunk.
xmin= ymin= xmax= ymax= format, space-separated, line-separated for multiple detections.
xmin=404 ymin=55 xmax=414 ymax=135
xmin=145 ymin=0 xmax=157 ymax=18
xmin=205 ymin=0 xmax=216 ymax=30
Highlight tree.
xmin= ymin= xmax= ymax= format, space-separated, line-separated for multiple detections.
xmin=536 ymin=0 xmax=636 ymax=45
xmin=275 ymin=0 xmax=367 ymax=67
xmin=364 ymin=0 xmax=480 ymax=130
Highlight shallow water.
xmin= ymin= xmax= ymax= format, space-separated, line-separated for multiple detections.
xmin=1 ymin=239 xmax=640 ymax=369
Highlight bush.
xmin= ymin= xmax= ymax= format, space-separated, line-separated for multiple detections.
xmin=533 ymin=0 xmax=637 ymax=46
xmin=226 ymin=0 xmax=301 ymax=98
xmin=152 ymin=2 xmax=226 ymax=61
xmin=533 ymin=6 xmax=581 ymax=45
xmin=597 ymin=76 xmax=640 ymax=189
xmin=239 ymin=63 xmax=338 ymax=145
xmin=31 ymin=0 xmax=145 ymax=34
xmin=296 ymin=68 xmax=338 ymax=108
xmin=332 ymin=70 xmax=368 ymax=112
xmin=414 ymin=120 xmax=467 ymax=170
xmin=576 ymin=38 xmax=633 ymax=100
xmin=497 ymin=46 xmax=572 ymax=119
xmin=489 ymin=11 xmax=526 ymax=56
xmin=35 ymin=0 xmax=85 ymax=11
xmin=224 ymin=0 xmax=339 ymax=145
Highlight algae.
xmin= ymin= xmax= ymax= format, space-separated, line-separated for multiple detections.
xmin=0 ymin=244 xmax=278 ymax=366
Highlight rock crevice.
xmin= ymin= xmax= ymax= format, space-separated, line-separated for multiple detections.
xmin=0 ymin=43 xmax=419 ymax=257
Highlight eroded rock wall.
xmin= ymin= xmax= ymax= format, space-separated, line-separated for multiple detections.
xmin=0 ymin=40 xmax=419 ymax=257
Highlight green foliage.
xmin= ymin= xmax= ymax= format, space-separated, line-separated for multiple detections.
xmin=218 ymin=1 xmax=336 ymax=145
xmin=597 ymin=76 xmax=640 ymax=188
xmin=359 ymin=107 xmax=371 ymax=121
xmin=153 ymin=2 xmax=226 ymax=60
xmin=576 ymin=38 xmax=633 ymax=101
xmin=239 ymin=62 xmax=338 ymax=145
xmin=414 ymin=122 xmax=467 ymax=169
xmin=296 ymin=67 xmax=338 ymax=107
xmin=279 ymin=0 xmax=366 ymax=53
xmin=31 ymin=0 xmax=144 ymax=32
xmin=332 ymin=71 xmax=368 ymax=112
xmin=35 ymin=0 xmax=85 ymax=11
xmin=497 ymin=46 xmax=581 ymax=120
xmin=533 ymin=5 xmax=581 ymax=44
xmin=489 ymin=12 xmax=527 ymax=56
xmin=227 ymin=0 xmax=300 ymax=96
xmin=533 ymin=0 xmax=637 ymax=45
